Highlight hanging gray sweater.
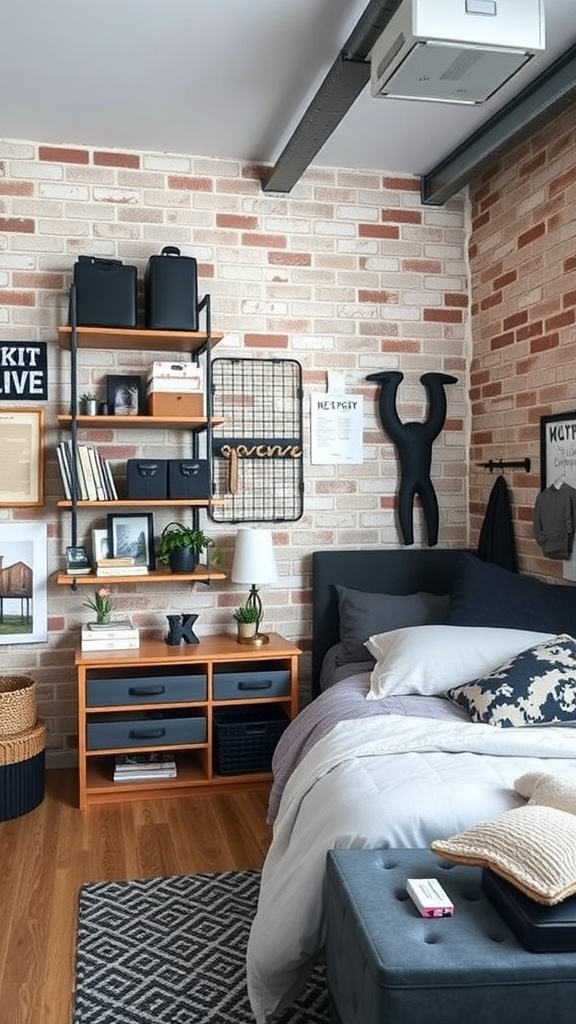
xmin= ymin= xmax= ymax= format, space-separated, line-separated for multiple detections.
xmin=533 ymin=483 xmax=576 ymax=559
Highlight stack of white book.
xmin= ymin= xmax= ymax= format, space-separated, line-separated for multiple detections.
xmin=96 ymin=557 xmax=149 ymax=578
xmin=81 ymin=619 xmax=140 ymax=651
xmin=113 ymin=752 xmax=177 ymax=782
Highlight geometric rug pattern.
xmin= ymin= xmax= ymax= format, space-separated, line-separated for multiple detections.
xmin=73 ymin=870 xmax=329 ymax=1024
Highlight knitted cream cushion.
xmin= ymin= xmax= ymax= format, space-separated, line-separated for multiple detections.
xmin=431 ymin=801 xmax=576 ymax=905
xmin=515 ymin=771 xmax=576 ymax=812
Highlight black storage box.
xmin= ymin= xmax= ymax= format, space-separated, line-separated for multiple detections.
xmin=213 ymin=706 xmax=290 ymax=775
xmin=168 ymin=459 xmax=209 ymax=499
xmin=72 ymin=256 xmax=137 ymax=327
xmin=145 ymin=246 xmax=198 ymax=331
xmin=126 ymin=459 xmax=168 ymax=499
xmin=482 ymin=869 xmax=576 ymax=951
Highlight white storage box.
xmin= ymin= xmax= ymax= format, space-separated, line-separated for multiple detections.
xmin=148 ymin=361 xmax=203 ymax=389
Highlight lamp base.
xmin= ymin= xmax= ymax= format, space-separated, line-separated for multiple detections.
xmin=237 ymin=632 xmax=270 ymax=646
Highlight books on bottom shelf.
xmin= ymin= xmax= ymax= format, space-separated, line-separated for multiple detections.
xmin=81 ymin=622 xmax=140 ymax=650
xmin=96 ymin=563 xmax=150 ymax=577
xmin=114 ymin=752 xmax=177 ymax=782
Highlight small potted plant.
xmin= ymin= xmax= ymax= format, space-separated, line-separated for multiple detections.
xmin=79 ymin=391 xmax=99 ymax=416
xmin=233 ymin=603 xmax=259 ymax=642
xmin=156 ymin=522 xmax=221 ymax=574
xmin=82 ymin=586 xmax=112 ymax=624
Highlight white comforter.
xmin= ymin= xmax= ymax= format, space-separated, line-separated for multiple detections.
xmin=246 ymin=714 xmax=576 ymax=1022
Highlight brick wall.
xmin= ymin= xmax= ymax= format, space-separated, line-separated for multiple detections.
xmin=468 ymin=104 xmax=576 ymax=579
xmin=0 ymin=139 xmax=468 ymax=761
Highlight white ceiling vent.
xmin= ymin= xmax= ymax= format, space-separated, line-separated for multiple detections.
xmin=370 ymin=0 xmax=545 ymax=105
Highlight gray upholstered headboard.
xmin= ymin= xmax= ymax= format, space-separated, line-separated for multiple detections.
xmin=311 ymin=548 xmax=468 ymax=698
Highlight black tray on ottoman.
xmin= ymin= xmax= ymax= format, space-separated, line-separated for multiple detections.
xmin=482 ymin=868 xmax=576 ymax=952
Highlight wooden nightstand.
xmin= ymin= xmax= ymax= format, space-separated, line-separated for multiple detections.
xmin=75 ymin=632 xmax=300 ymax=809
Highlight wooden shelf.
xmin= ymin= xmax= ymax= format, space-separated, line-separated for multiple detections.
xmin=57 ymin=498 xmax=225 ymax=509
xmin=58 ymin=325 xmax=224 ymax=353
xmin=84 ymin=755 xmax=271 ymax=805
xmin=58 ymin=414 xmax=224 ymax=430
xmin=76 ymin=634 xmax=301 ymax=808
xmin=56 ymin=567 xmax=226 ymax=586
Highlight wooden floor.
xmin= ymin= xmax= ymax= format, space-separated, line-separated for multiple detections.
xmin=0 ymin=768 xmax=272 ymax=1024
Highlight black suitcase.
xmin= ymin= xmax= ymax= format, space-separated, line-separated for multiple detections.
xmin=168 ymin=459 xmax=209 ymax=499
xmin=126 ymin=459 xmax=168 ymax=500
xmin=144 ymin=246 xmax=198 ymax=331
xmin=72 ymin=256 xmax=137 ymax=327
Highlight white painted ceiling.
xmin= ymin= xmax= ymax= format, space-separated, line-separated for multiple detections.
xmin=2 ymin=0 xmax=576 ymax=179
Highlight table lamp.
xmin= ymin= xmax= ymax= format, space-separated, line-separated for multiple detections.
xmin=230 ymin=528 xmax=279 ymax=645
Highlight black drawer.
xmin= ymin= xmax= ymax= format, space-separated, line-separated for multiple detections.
xmin=213 ymin=665 xmax=290 ymax=700
xmin=86 ymin=710 xmax=206 ymax=750
xmin=86 ymin=669 xmax=207 ymax=707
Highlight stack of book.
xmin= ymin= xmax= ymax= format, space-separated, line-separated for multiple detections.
xmin=96 ymin=557 xmax=149 ymax=578
xmin=56 ymin=439 xmax=118 ymax=501
xmin=113 ymin=752 xmax=177 ymax=782
xmin=81 ymin=619 xmax=140 ymax=651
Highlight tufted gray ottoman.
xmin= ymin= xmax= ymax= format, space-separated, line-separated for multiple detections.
xmin=325 ymin=848 xmax=576 ymax=1024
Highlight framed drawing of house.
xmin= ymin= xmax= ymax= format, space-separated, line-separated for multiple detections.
xmin=0 ymin=522 xmax=48 ymax=644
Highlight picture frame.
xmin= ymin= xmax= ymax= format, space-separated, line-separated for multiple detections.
xmin=0 ymin=408 xmax=44 ymax=506
xmin=106 ymin=374 xmax=143 ymax=416
xmin=539 ymin=412 xmax=576 ymax=489
xmin=91 ymin=528 xmax=110 ymax=563
xmin=107 ymin=512 xmax=155 ymax=568
xmin=65 ymin=545 xmax=91 ymax=575
xmin=0 ymin=522 xmax=47 ymax=644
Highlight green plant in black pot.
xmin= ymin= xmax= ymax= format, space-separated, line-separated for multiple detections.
xmin=156 ymin=522 xmax=221 ymax=574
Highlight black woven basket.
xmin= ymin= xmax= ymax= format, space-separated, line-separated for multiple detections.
xmin=213 ymin=706 xmax=289 ymax=775
xmin=0 ymin=720 xmax=46 ymax=821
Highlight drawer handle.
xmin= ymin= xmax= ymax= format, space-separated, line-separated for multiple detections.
xmin=238 ymin=680 xmax=273 ymax=690
xmin=129 ymin=727 xmax=166 ymax=739
xmin=128 ymin=686 xmax=166 ymax=696
xmin=245 ymin=725 xmax=267 ymax=735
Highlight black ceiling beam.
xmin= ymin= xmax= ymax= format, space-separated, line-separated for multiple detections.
xmin=262 ymin=0 xmax=403 ymax=194
xmin=421 ymin=42 xmax=576 ymax=206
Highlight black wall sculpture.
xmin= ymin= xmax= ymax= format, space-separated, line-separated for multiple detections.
xmin=367 ymin=371 xmax=458 ymax=547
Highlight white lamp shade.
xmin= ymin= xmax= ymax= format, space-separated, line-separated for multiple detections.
xmin=230 ymin=528 xmax=279 ymax=586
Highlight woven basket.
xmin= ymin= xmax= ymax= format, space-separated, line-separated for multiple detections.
xmin=0 ymin=719 xmax=45 ymax=767
xmin=0 ymin=675 xmax=37 ymax=737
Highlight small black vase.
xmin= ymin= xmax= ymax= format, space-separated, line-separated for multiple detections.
xmin=168 ymin=549 xmax=199 ymax=574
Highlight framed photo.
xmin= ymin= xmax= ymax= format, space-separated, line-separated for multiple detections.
xmin=0 ymin=408 xmax=44 ymax=506
xmin=106 ymin=374 xmax=143 ymax=416
xmin=107 ymin=512 xmax=155 ymax=568
xmin=0 ymin=522 xmax=47 ymax=644
xmin=65 ymin=545 xmax=91 ymax=575
xmin=540 ymin=412 xmax=576 ymax=489
xmin=91 ymin=528 xmax=110 ymax=563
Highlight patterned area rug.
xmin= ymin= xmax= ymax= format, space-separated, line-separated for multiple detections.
xmin=73 ymin=869 xmax=329 ymax=1024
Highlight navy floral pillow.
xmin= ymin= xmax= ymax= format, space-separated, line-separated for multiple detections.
xmin=446 ymin=634 xmax=576 ymax=727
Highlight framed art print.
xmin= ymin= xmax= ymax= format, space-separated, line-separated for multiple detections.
xmin=106 ymin=375 xmax=143 ymax=416
xmin=0 ymin=408 xmax=44 ymax=506
xmin=107 ymin=512 xmax=155 ymax=568
xmin=540 ymin=412 xmax=576 ymax=489
xmin=0 ymin=522 xmax=47 ymax=643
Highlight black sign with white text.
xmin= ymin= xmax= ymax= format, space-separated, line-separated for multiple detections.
xmin=0 ymin=342 xmax=48 ymax=401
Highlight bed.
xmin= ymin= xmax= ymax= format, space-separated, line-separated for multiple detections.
xmin=246 ymin=548 xmax=576 ymax=1023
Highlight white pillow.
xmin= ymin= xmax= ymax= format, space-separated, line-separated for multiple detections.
xmin=365 ymin=625 xmax=553 ymax=701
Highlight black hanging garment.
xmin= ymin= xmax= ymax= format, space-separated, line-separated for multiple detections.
xmin=477 ymin=474 xmax=519 ymax=573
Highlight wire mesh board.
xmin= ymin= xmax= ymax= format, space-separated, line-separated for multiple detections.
xmin=210 ymin=357 xmax=303 ymax=522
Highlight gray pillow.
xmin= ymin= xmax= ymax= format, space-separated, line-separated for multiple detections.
xmin=335 ymin=585 xmax=449 ymax=662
